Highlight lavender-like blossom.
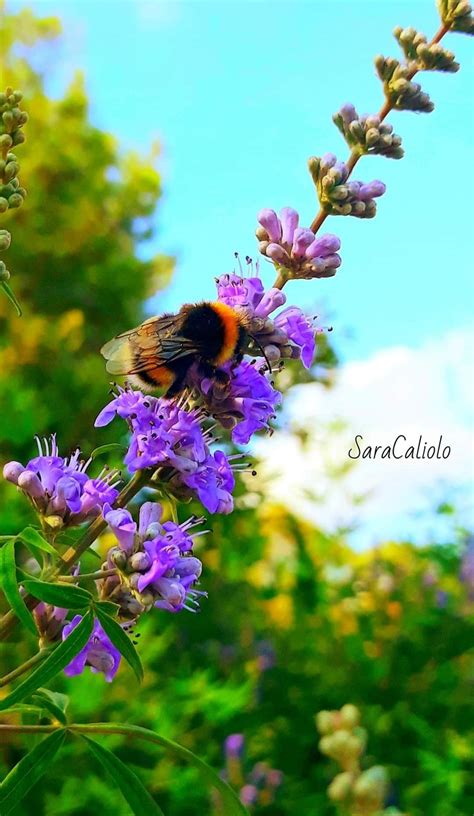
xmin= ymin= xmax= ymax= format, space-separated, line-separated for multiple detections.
xmin=216 ymin=272 xmax=317 ymax=371
xmin=256 ymin=207 xmax=341 ymax=280
xmin=62 ymin=615 xmax=121 ymax=682
xmin=333 ymin=103 xmax=404 ymax=159
xmin=95 ymin=388 xmax=237 ymax=513
xmin=3 ymin=435 xmax=119 ymax=527
xmin=308 ymin=153 xmax=386 ymax=217
xmin=221 ymin=734 xmax=283 ymax=811
xmin=198 ymin=358 xmax=282 ymax=445
xmin=101 ymin=501 xmax=206 ymax=615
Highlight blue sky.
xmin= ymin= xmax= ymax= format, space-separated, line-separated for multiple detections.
xmin=13 ymin=0 xmax=474 ymax=364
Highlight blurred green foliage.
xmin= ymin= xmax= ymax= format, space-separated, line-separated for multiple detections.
xmin=0 ymin=5 xmax=473 ymax=816
xmin=0 ymin=1 xmax=173 ymax=532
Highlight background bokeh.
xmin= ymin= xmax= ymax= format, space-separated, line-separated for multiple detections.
xmin=0 ymin=2 xmax=473 ymax=815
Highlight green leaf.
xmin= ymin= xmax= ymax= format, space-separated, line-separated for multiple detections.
xmin=2 ymin=704 xmax=45 ymax=716
xmin=29 ymin=688 xmax=69 ymax=726
xmin=91 ymin=443 xmax=127 ymax=459
xmin=0 ymin=280 xmax=22 ymax=317
xmin=72 ymin=723 xmax=248 ymax=815
xmin=0 ymin=611 xmax=94 ymax=711
xmin=23 ymin=578 xmax=92 ymax=610
xmin=81 ymin=736 xmax=165 ymax=816
xmin=95 ymin=600 xmax=120 ymax=615
xmin=95 ymin=606 xmax=143 ymax=683
xmin=0 ymin=539 xmax=37 ymax=635
xmin=18 ymin=527 xmax=58 ymax=557
xmin=0 ymin=731 xmax=66 ymax=813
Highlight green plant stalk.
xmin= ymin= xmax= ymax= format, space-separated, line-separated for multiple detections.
xmin=0 ymin=722 xmax=248 ymax=815
xmin=272 ymin=21 xmax=451 ymax=290
xmin=0 ymin=648 xmax=51 ymax=688
xmin=0 ymin=469 xmax=150 ymax=641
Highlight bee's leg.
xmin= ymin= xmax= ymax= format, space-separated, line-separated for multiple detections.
xmin=199 ymin=361 xmax=230 ymax=385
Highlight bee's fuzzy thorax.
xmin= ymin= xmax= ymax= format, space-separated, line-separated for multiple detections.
xmin=209 ymin=301 xmax=241 ymax=365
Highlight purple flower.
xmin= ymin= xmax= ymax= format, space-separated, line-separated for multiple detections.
xmin=103 ymin=504 xmax=137 ymax=553
xmin=274 ymin=307 xmax=316 ymax=369
xmin=215 ymin=274 xmax=265 ymax=311
xmin=256 ymin=206 xmax=341 ymax=280
xmin=103 ymin=503 xmax=206 ymax=615
xmin=240 ymin=785 xmax=258 ymax=806
xmin=309 ymin=154 xmax=386 ymax=218
xmin=94 ymin=387 xmax=148 ymax=427
xmin=3 ymin=435 xmax=120 ymax=527
xmin=225 ymin=734 xmax=245 ymax=758
xmin=96 ymin=387 xmax=238 ymax=514
xmin=62 ymin=615 xmax=121 ymax=682
xmin=216 ymin=273 xmax=318 ymax=373
xmin=182 ymin=450 xmax=235 ymax=514
xmin=198 ymin=359 xmax=282 ymax=444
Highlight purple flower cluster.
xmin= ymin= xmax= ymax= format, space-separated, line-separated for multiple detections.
xmin=101 ymin=501 xmax=206 ymax=614
xmin=256 ymin=207 xmax=341 ymax=280
xmin=222 ymin=734 xmax=283 ymax=810
xmin=309 ymin=153 xmax=386 ymax=218
xmin=3 ymin=435 xmax=119 ymax=527
xmin=199 ymin=358 xmax=282 ymax=445
xmin=95 ymin=388 xmax=235 ymax=514
xmin=63 ymin=615 xmax=121 ymax=682
xmin=216 ymin=272 xmax=317 ymax=369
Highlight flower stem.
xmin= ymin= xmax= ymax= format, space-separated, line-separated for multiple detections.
xmin=59 ymin=568 xmax=117 ymax=583
xmin=0 ymin=469 xmax=150 ymax=641
xmin=305 ymin=22 xmax=450 ymax=239
xmin=0 ymin=724 xmax=59 ymax=734
xmin=0 ymin=648 xmax=50 ymax=688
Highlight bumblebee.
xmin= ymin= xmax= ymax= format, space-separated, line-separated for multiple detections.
xmin=101 ymin=301 xmax=248 ymax=397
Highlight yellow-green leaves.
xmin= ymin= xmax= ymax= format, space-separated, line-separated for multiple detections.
xmin=95 ymin=604 xmax=144 ymax=683
xmin=0 ymin=538 xmax=36 ymax=635
xmin=81 ymin=737 xmax=165 ymax=816
xmin=0 ymin=611 xmax=94 ymax=711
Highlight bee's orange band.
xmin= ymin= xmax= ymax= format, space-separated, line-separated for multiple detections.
xmin=140 ymin=365 xmax=175 ymax=387
xmin=210 ymin=301 xmax=240 ymax=365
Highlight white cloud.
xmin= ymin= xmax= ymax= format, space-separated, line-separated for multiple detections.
xmin=255 ymin=327 xmax=474 ymax=547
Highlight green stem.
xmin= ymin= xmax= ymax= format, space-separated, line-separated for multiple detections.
xmin=0 ymin=649 xmax=50 ymax=688
xmin=59 ymin=568 xmax=117 ymax=583
xmin=274 ymin=21 xmax=451 ymax=288
xmin=306 ymin=22 xmax=450 ymax=237
xmin=0 ymin=724 xmax=58 ymax=734
xmin=0 ymin=469 xmax=150 ymax=641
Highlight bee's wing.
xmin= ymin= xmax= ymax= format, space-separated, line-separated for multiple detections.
xmin=101 ymin=314 xmax=200 ymax=376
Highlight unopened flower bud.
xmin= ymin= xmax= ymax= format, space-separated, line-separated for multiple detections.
xmin=139 ymin=591 xmax=155 ymax=607
xmin=129 ymin=551 xmax=151 ymax=571
xmin=17 ymin=470 xmax=44 ymax=498
xmin=316 ymin=710 xmax=335 ymax=735
xmin=0 ymin=260 xmax=10 ymax=281
xmin=4 ymin=161 xmax=19 ymax=182
xmin=0 ymin=229 xmax=11 ymax=251
xmin=3 ymin=461 xmax=25 ymax=483
xmin=0 ymin=197 xmax=8 ymax=213
xmin=8 ymin=193 xmax=23 ymax=208
xmin=328 ymin=772 xmax=353 ymax=802
xmin=340 ymin=704 xmax=360 ymax=729
xmin=257 ymin=208 xmax=281 ymax=242
xmin=110 ymin=547 xmax=128 ymax=569
xmin=0 ymin=134 xmax=13 ymax=150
